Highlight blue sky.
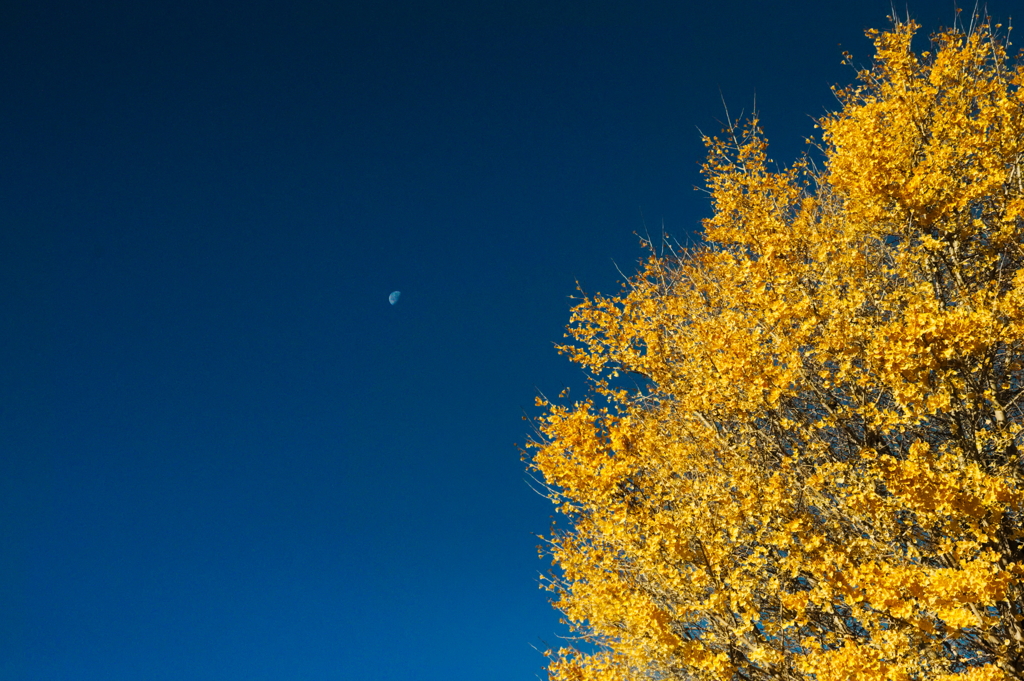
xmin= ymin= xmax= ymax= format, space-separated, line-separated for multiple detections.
xmin=0 ymin=1 xmax=981 ymax=679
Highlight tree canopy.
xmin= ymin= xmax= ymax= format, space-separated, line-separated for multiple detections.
xmin=529 ymin=17 xmax=1024 ymax=681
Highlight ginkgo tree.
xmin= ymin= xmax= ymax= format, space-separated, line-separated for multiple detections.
xmin=529 ymin=16 xmax=1024 ymax=681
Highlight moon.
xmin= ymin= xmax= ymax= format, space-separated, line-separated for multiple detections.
xmin=388 ymin=290 xmax=401 ymax=305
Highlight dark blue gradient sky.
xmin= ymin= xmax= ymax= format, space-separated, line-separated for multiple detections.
xmin=0 ymin=1 xmax=983 ymax=679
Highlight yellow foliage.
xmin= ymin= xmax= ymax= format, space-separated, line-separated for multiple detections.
xmin=530 ymin=17 xmax=1024 ymax=681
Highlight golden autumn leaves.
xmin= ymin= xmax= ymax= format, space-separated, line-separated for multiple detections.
xmin=529 ymin=18 xmax=1024 ymax=681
